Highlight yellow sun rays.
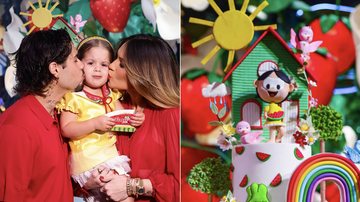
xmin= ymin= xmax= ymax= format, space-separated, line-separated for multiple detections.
xmin=189 ymin=0 xmax=277 ymax=72
xmin=20 ymin=0 xmax=63 ymax=35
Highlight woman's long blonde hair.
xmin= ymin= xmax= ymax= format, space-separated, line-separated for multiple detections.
xmin=119 ymin=34 xmax=180 ymax=108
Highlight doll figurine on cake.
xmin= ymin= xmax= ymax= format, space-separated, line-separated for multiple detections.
xmin=235 ymin=121 xmax=262 ymax=144
xmin=254 ymin=63 xmax=295 ymax=143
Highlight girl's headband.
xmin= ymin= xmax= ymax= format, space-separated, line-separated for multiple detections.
xmin=77 ymin=36 xmax=113 ymax=50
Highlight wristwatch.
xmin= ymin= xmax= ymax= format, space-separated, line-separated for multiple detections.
xmin=136 ymin=179 xmax=145 ymax=196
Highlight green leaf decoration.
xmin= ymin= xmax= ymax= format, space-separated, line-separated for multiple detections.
xmin=218 ymin=106 xmax=227 ymax=119
xmin=341 ymin=16 xmax=352 ymax=31
xmin=182 ymin=68 xmax=208 ymax=80
xmin=187 ymin=157 xmax=230 ymax=195
xmin=210 ymin=101 xmax=219 ymax=115
xmin=316 ymin=47 xmax=330 ymax=57
xmin=252 ymin=0 xmax=293 ymax=13
xmin=320 ymin=14 xmax=339 ymax=33
xmin=291 ymin=1 xmax=311 ymax=11
xmin=208 ymin=72 xmax=224 ymax=83
xmin=208 ymin=121 xmax=223 ymax=126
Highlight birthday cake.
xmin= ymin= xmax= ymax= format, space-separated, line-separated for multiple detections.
xmin=195 ymin=25 xmax=319 ymax=201
xmin=232 ymin=143 xmax=311 ymax=201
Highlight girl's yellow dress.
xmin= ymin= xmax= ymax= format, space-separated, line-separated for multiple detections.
xmin=57 ymin=88 xmax=130 ymax=187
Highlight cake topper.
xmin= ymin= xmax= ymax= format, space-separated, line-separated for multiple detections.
xmin=236 ymin=121 xmax=263 ymax=144
xmin=254 ymin=65 xmax=295 ymax=143
xmin=290 ymin=26 xmax=322 ymax=65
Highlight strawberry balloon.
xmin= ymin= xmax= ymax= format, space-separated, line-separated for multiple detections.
xmin=310 ymin=17 xmax=355 ymax=75
xmin=306 ymin=53 xmax=337 ymax=105
xmin=90 ymin=0 xmax=132 ymax=32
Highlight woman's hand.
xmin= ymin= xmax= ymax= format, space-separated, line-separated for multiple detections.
xmin=130 ymin=107 xmax=145 ymax=127
xmin=101 ymin=174 xmax=129 ymax=201
xmin=83 ymin=166 xmax=111 ymax=190
xmin=92 ymin=115 xmax=116 ymax=131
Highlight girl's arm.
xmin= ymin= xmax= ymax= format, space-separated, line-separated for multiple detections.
xmin=60 ymin=111 xmax=116 ymax=139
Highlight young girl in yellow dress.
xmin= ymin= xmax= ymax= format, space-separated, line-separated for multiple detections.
xmin=57 ymin=36 xmax=144 ymax=202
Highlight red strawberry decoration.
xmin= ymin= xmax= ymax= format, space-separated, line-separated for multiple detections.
xmin=235 ymin=146 xmax=245 ymax=155
xmin=270 ymin=173 xmax=282 ymax=187
xmin=239 ymin=175 xmax=248 ymax=187
xmin=306 ymin=53 xmax=337 ymax=105
xmin=90 ymin=0 xmax=132 ymax=32
xmin=310 ymin=17 xmax=355 ymax=75
xmin=256 ymin=152 xmax=271 ymax=162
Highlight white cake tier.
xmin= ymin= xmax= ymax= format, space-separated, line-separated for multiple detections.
xmin=232 ymin=143 xmax=311 ymax=202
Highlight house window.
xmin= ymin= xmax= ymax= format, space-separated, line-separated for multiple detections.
xmin=241 ymin=99 xmax=262 ymax=129
xmin=281 ymin=100 xmax=299 ymax=143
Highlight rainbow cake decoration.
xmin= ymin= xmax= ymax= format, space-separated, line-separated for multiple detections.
xmin=288 ymin=153 xmax=360 ymax=202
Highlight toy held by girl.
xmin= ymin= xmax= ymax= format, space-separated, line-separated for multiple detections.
xmin=254 ymin=61 xmax=295 ymax=143
xmin=57 ymin=36 xmax=144 ymax=202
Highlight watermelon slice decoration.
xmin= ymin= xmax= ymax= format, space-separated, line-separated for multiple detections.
xmin=270 ymin=173 xmax=282 ymax=187
xmin=235 ymin=146 xmax=245 ymax=155
xmin=256 ymin=152 xmax=271 ymax=162
xmin=239 ymin=175 xmax=248 ymax=187
xmin=294 ymin=147 xmax=304 ymax=160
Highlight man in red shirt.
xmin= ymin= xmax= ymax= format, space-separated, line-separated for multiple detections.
xmin=0 ymin=29 xmax=84 ymax=201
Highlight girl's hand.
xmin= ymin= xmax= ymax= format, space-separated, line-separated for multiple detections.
xmin=93 ymin=115 xmax=116 ymax=131
xmin=83 ymin=166 xmax=111 ymax=190
xmin=130 ymin=107 xmax=145 ymax=127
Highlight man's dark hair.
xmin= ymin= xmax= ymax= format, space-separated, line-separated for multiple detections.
xmin=14 ymin=29 xmax=72 ymax=96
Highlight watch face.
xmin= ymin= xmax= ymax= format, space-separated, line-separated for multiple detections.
xmin=138 ymin=188 xmax=145 ymax=194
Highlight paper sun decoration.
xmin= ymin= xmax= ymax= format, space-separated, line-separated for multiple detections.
xmin=189 ymin=0 xmax=277 ymax=72
xmin=20 ymin=0 xmax=63 ymax=35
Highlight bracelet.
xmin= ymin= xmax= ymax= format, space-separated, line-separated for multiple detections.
xmin=126 ymin=178 xmax=146 ymax=198
xmin=126 ymin=178 xmax=134 ymax=196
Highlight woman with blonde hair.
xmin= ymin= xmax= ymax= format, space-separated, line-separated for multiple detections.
xmin=87 ymin=34 xmax=180 ymax=202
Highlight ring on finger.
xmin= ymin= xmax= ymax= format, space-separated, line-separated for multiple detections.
xmin=97 ymin=168 xmax=104 ymax=174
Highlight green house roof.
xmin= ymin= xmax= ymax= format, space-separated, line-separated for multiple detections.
xmin=223 ymin=27 xmax=315 ymax=83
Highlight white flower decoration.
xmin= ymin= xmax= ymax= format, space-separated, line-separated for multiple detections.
xmin=217 ymin=133 xmax=232 ymax=151
xmin=181 ymin=0 xmax=209 ymax=11
xmin=142 ymin=0 xmax=180 ymax=40
xmin=298 ymin=117 xmax=312 ymax=133
xmin=305 ymin=132 xmax=319 ymax=145
xmin=309 ymin=97 xmax=318 ymax=108
xmin=309 ymin=80 xmax=317 ymax=87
